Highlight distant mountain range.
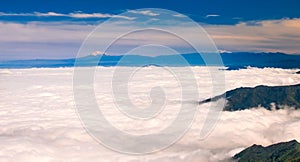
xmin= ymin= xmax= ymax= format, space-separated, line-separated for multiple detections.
xmin=199 ymin=84 xmax=300 ymax=111
xmin=233 ymin=140 xmax=300 ymax=162
xmin=1 ymin=52 xmax=300 ymax=69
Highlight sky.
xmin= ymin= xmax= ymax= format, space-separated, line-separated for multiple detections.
xmin=0 ymin=0 xmax=300 ymax=60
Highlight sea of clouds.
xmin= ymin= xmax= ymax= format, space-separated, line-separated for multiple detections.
xmin=0 ymin=67 xmax=300 ymax=162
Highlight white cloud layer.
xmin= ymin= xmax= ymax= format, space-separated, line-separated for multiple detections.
xmin=0 ymin=67 xmax=300 ymax=161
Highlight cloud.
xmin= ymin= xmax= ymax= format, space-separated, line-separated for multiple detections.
xmin=0 ymin=67 xmax=300 ymax=161
xmin=1 ymin=16 xmax=300 ymax=60
xmin=128 ymin=10 xmax=159 ymax=16
xmin=0 ymin=12 xmax=66 ymax=17
xmin=0 ymin=22 xmax=94 ymax=60
xmin=204 ymin=18 xmax=300 ymax=54
xmin=0 ymin=11 xmax=135 ymax=20
xmin=91 ymin=50 xmax=105 ymax=56
xmin=34 ymin=12 xmax=66 ymax=17
xmin=69 ymin=12 xmax=135 ymax=20
xmin=241 ymin=18 xmax=300 ymax=28
xmin=0 ymin=12 xmax=30 ymax=16
xmin=0 ymin=21 xmax=202 ymax=60
xmin=173 ymin=14 xmax=187 ymax=18
xmin=218 ymin=49 xmax=232 ymax=53
xmin=206 ymin=14 xmax=220 ymax=18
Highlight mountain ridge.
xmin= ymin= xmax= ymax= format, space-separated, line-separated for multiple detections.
xmin=1 ymin=52 xmax=300 ymax=69
xmin=233 ymin=140 xmax=300 ymax=162
xmin=199 ymin=84 xmax=300 ymax=111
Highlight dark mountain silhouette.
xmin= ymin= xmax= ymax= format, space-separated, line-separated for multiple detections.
xmin=233 ymin=140 xmax=300 ymax=162
xmin=199 ymin=84 xmax=300 ymax=111
xmin=1 ymin=52 xmax=300 ymax=69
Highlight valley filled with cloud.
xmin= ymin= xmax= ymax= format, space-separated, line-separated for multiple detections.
xmin=0 ymin=67 xmax=299 ymax=161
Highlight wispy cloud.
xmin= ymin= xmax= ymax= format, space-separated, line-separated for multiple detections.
xmin=205 ymin=18 xmax=300 ymax=54
xmin=34 ymin=12 xmax=66 ymax=17
xmin=173 ymin=14 xmax=187 ymax=18
xmin=1 ymin=16 xmax=300 ymax=60
xmin=128 ymin=10 xmax=159 ymax=16
xmin=206 ymin=14 xmax=220 ymax=18
xmin=70 ymin=12 xmax=135 ymax=20
xmin=0 ymin=12 xmax=65 ymax=17
xmin=0 ymin=11 xmax=135 ymax=20
xmin=0 ymin=22 xmax=94 ymax=60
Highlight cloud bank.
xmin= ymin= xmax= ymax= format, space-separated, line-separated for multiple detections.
xmin=0 ymin=67 xmax=300 ymax=161
xmin=0 ymin=10 xmax=300 ymax=60
xmin=206 ymin=18 xmax=300 ymax=54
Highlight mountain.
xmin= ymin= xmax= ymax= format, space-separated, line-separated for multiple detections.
xmin=233 ymin=140 xmax=300 ymax=162
xmin=1 ymin=52 xmax=300 ymax=69
xmin=199 ymin=84 xmax=300 ymax=111
xmin=220 ymin=52 xmax=300 ymax=70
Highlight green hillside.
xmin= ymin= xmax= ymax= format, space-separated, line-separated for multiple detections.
xmin=233 ymin=140 xmax=300 ymax=162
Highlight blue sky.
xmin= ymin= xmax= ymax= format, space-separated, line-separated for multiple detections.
xmin=1 ymin=0 xmax=300 ymax=24
xmin=0 ymin=0 xmax=300 ymax=60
